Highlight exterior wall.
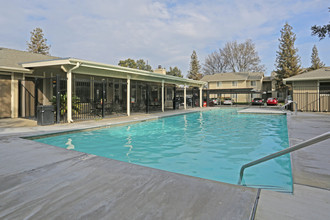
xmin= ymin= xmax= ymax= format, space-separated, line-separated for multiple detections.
xmin=208 ymin=79 xmax=262 ymax=103
xmin=0 ymin=74 xmax=11 ymax=118
xmin=209 ymin=80 xmax=262 ymax=90
xmin=292 ymin=81 xmax=319 ymax=111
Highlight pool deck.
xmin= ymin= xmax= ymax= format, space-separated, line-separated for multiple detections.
xmin=0 ymin=107 xmax=330 ymax=219
xmin=237 ymin=106 xmax=286 ymax=114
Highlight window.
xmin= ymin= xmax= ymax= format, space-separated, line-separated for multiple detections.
xmin=232 ymin=81 xmax=238 ymax=87
xmin=217 ymin=82 xmax=222 ymax=87
xmin=251 ymin=81 xmax=256 ymax=86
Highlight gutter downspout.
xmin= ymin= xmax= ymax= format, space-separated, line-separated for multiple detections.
xmin=61 ymin=62 xmax=81 ymax=123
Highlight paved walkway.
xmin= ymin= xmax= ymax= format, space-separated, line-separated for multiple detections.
xmin=1 ymin=108 xmax=330 ymax=219
xmin=255 ymin=112 xmax=330 ymax=220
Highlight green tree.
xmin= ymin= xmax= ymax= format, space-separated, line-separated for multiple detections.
xmin=310 ymin=45 xmax=325 ymax=70
xmin=136 ymin=59 xmax=152 ymax=71
xmin=311 ymin=7 xmax=330 ymax=40
xmin=166 ymin=66 xmax=183 ymax=77
xmin=27 ymin=27 xmax=51 ymax=55
xmin=275 ymin=23 xmax=301 ymax=91
xmin=118 ymin=58 xmax=137 ymax=68
xmin=187 ymin=50 xmax=202 ymax=80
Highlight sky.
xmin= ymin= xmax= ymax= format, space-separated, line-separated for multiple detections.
xmin=1 ymin=0 xmax=329 ymax=77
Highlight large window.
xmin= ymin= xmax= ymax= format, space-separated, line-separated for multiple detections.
xmin=251 ymin=81 xmax=256 ymax=86
xmin=232 ymin=81 xmax=238 ymax=87
xmin=217 ymin=82 xmax=222 ymax=87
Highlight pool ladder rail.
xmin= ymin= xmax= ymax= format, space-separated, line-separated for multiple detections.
xmin=238 ymin=131 xmax=330 ymax=185
xmin=280 ymin=101 xmax=298 ymax=115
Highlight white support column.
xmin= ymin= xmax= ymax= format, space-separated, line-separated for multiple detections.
xmin=66 ymin=62 xmax=80 ymax=123
xmin=162 ymin=80 xmax=165 ymax=112
xmin=184 ymin=84 xmax=187 ymax=110
xmin=127 ymin=75 xmax=131 ymax=116
xmin=67 ymin=70 xmax=72 ymax=123
xmin=199 ymin=86 xmax=203 ymax=108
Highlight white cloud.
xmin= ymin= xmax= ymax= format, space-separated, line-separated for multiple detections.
xmin=0 ymin=0 xmax=329 ymax=76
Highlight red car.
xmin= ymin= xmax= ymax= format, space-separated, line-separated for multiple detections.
xmin=267 ymin=98 xmax=278 ymax=106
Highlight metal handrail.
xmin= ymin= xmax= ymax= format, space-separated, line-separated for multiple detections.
xmin=281 ymin=101 xmax=298 ymax=115
xmin=238 ymin=131 xmax=330 ymax=185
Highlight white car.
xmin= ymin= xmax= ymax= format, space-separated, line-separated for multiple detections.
xmin=223 ymin=98 xmax=234 ymax=105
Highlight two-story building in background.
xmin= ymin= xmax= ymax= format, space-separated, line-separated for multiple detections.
xmin=201 ymin=72 xmax=275 ymax=104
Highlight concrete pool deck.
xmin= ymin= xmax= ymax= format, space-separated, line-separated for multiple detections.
xmin=0 ymin=107 xmax=329 ymax=219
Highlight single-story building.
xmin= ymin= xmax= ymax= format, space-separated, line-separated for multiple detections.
xmin=0 ymin=48 xmax=206 ymax=122
xmin=284 ymin=67 xmax=330 ymax=112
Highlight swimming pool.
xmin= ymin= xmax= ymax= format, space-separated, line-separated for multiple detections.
xmin=34 ymin=108 xmax=292 ymax=192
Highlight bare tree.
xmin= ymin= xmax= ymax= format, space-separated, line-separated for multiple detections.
xmin=203 ymin=39 xmax=265 ymax=75
xmin=221 ymin=40 xmax=265 ymax=72
xmin=203 ymin=51 xmax=226 ymax=75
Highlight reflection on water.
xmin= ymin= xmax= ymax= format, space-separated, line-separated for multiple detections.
xmin=65 ymin=138 xmax=75 ymax=150
xmin=124 ymin=133 xmax=133 ymax=162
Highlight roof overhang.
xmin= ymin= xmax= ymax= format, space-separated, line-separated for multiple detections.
xmin=0 ymin=65 xmax=33 ymax=74
xmin=284 ymin=77 xmax=330 ymax=83
xmin=206 ymin=88 xmax=259 ymax=93
xmin=22 ymin=58 xmax=206 ymax=87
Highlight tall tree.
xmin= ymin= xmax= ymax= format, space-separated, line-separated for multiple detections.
xmin=221 ymin=40 xmax=265 ymax=73
xmin=118 ymin=58 xmax=137 ymax=69
xmin=202 ymin=39 xmax=265 ymax=75
xmin=27 ymin=27 xmax=51 ymax=55
xmin=187 ymin=50 xmax=202 ymax=80
xmin=311 ymin=7 xmax=330 ymax=40
xmin=166 ymin=66 xmax=183 ymax=77
xmin=118 ymin=58 xmax=153 ymax=71
xmin=136 ymin=59 xmax=152 ymax=71
xmin=275 ymin=23 xmax=301 ymax=91
xmin=203 ymin=51 xmax=226 ymax=75
xmin=310 ymin=45 xmax=325 ymax=70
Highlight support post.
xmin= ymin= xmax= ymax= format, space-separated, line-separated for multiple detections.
xmin=173 ymin=86 xmax=177 ymax=110
xmin=22 ymin=74 xmax=26 ymax=117
xmin=56 ymin=74 xmax=60 ymax=123
xmin=146 ymin=84 xmax=149 ymax=114
xmin=206 ymin=90 xmax=209 ymax=107
xmin=67 ymin=71 xmax=72 ymax=123
xmin=162 ymin=80 xmax=165 ymax=112
xmin=102 ymin=79 xmax=105 ymax=118
xmin=199 ymin=87 xmax=203 ymax=107
xmin=34 ymin=78 xmax=38 ymax=119
xmin=127 ymin=76 xmax=131 ymax=116
xmin=184 ymin=84 xmax=187 ymax=110
xmin=65 ymin=62 xmax=80 ymax=123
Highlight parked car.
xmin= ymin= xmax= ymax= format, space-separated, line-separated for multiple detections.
xmin=267 ymin=98 xmax=278 ymax=106
xmin=210 ymin=98 xmax=218 ymax=105
xmin=251 ymin=98 xmax=264 ymax=105
xmin=223 ymin=98 xmax=234 ymax=105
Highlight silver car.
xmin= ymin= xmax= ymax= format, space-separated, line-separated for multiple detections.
xmin=223 ymin=98 xmax=234 ymax=105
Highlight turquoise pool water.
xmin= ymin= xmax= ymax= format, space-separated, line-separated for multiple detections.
xmin=34 ymin=108 xmax=292 ymax=192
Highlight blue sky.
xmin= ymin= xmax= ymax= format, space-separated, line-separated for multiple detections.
xmin=1 ymin=0 xmax=329 ymax=76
